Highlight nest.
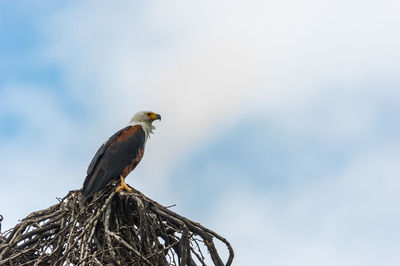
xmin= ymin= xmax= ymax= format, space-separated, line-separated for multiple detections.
xmin=0 ymin=184 xmax=234 ymax=265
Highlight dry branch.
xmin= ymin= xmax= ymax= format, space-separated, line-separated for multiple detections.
xmin=0 ymin=184 xmax=233 ymax=265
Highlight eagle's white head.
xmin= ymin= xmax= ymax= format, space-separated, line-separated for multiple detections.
xmin=129 ymin=111 xmax=161 ymax=138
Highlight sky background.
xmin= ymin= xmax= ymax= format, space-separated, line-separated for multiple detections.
xmin=1 ymin=1 xmax=400 ymax=265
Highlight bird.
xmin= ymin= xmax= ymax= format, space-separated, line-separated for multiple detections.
xmin=82 ymin=111 xmax=161 ymax=197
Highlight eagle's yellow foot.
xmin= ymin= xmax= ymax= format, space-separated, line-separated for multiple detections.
xmin=115 ymin=175 xmax=133 ymax=193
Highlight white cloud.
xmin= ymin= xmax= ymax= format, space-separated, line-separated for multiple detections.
xmin=209 ymin=146 xmax=400 ymax=265
xmin=0 ymin=84 xmax=89 ymax=230
xmin=45 ymin=0 xmax=400 ymax=147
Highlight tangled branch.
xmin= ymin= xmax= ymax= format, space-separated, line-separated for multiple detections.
xmin=0 ymin=184 xmax=234 ymax=265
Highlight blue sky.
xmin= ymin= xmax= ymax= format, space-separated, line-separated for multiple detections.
xmin=1 ymin=1 xmax=400 ymax=265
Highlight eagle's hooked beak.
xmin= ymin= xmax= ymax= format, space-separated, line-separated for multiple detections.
xmin=149 ymin=113 xmax=161 ymax=121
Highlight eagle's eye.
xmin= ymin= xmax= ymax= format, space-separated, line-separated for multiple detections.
xmin=146 ymin=112 xmax=151 ymax=116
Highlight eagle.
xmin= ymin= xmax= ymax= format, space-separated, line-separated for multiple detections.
xmin=82 ymin=111 xmax=161 ymax=197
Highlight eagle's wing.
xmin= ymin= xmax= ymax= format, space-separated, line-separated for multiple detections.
xmin=82 ymin=125 xmax=146 ymax=197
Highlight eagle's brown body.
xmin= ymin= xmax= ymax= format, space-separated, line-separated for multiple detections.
xmin=82 ymin=124 xmax=146 ymax=197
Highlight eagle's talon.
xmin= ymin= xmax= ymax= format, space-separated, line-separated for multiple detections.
xmin=115 ymin=175 xmax=133 ymax=193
